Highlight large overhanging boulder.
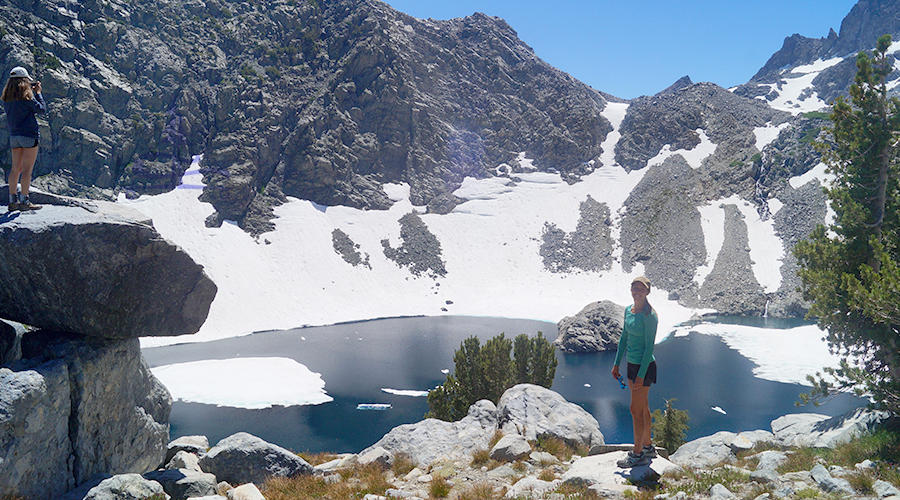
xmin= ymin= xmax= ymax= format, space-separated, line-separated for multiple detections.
xmin=0 ymin=192 xmax=216 ymax=339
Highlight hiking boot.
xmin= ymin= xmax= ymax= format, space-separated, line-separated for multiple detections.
xmin=642 ymin=445 xmax=658 ymax=458
xmin=7 ymin=201 xmax=19 ymax=212
xmin=616 ymin=451 xmax=650 ymax=468
xmin=17 ymin=197 xmax=42 ymax=211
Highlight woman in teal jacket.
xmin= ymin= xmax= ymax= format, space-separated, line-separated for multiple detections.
xmin=611 ymin=276 xmax=658 ymax=468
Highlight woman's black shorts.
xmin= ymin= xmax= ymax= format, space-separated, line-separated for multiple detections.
xmin=627 ymin=361 xmax=657 ymax=386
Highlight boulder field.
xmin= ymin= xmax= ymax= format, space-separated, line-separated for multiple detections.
xmin=53 ymin=385 xmax=897 ymax=500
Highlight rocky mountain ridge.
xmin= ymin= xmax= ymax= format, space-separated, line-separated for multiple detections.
xmin=0 ymin=0 xmax=614 ymax=233
xmin=1 ymin=0 xmax=898 ymax=320
xmin=735 ymin=0 xmax=900 ymax=108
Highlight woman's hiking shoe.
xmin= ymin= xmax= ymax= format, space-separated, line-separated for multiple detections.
xmin=642 ymin=445 xmax=658 ymax=458
xmin=616 ymin=451 xmax=650 ymax=468
xmin=7 ymin=201 xmax=19 ymax=211
xmin=17 ymin=197 xmax=42 ymax=211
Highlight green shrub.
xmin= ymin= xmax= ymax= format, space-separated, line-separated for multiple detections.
xmin=802 ymin=111 xmax=831 ymax=120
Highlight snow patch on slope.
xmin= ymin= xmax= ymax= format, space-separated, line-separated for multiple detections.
xmin=753 ymin=122 xmax=791 ymax=151
xmin=756 ymin=57 xmax=843 ymax=115
xmin=647 ymin=129 xmax=716 ymax=169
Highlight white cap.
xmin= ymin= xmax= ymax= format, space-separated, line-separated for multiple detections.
xmin=9 ymin=66 xmax=31 ymax=80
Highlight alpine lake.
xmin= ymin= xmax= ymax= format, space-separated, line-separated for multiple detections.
xmin=142 ymin=315 xmax=862 ymax=454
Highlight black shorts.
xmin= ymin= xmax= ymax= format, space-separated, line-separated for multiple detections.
xmin=627 ymin=361 xmax=657 ymax=386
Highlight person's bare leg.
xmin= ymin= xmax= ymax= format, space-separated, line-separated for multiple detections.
xmin=9 ymin=147 xmax=24 ymax=202
xmin=630 ymin=384 xmax=651 ymax=454
xmin=18 ymin=146 xmax=38 ymax=197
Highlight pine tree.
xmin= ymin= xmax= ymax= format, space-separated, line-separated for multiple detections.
xmin=795 ymin=34 xmax=900 ymax=413
xmin=426 ymin=332 xmax=558 ymax=421
xmin=650 ymin=398 xmax=689 ymax=454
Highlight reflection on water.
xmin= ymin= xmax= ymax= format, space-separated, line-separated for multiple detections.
xmin=143 ymin=316 xmax=861 ymax=453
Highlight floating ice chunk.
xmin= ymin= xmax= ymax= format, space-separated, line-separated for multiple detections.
xmin=357 ymin=404 xmax=392 ymax=410
xmin=711 ymin=406 xmax=727 ymax=415
xmin=382 ymin=388 xmax=429 ymax=397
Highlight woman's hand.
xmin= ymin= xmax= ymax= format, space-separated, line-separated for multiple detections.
xmin=632 ymin=376 xmax=644 ymax=390
xmin=33 ymin=81 xmax=42 ymax=93
xmin=611 ymin=365 xmax=620 ymax=379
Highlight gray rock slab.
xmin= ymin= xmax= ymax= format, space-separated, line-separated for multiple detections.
xmin=497 ymin=384 xmax=604 ymax=450
xmin=669 ymin=431 xmax=737 ymax=468
xmin=561 ymin=452 xmax=680 ymax=496
xmin=0 ymin=361 xmax=73 ymax=500
xmin=504 ymin=476 xmax=561 ymax=498
xmin=750 ymin=469 xmax=780 ymax=484
xmin=227 ymin=483 xmax=266 ymax=500
xmin=773 ymin=408 xmax=893 ymax=448
xmin=166 ymin=450 xmax=202 ymax=472
xmin=21 ymin=332 xmax=170 ymax=484
xmin=810 ymin=464 xmax=855 ymax=495
xmin=529 ymin=451 xmax=559 ymax=465
xmin=490 ymin=434 xmax=532 ymax=462
xmin=83 ymin=474 xmax=167 ymax=500
xmin=358 ymin=446 xmax=394 ymax=468
xmin=754 ymin=450 xmax=788 ymax=471
xmin=710 ymin=483 xmax=738 ymax=500
xmin=144 ymin=468 xmax=218 ymax=500
xmin=361 ymin=400 xmax=498 ymax=466
xmin=199 ymin=432 xmax=313 ymax=485
xmin=166 ymin=435 xmax=210 ymax=464
xmin=874 ymin=480 xmax=900 ymax=498
xmin=733 ymin=430 xmax=776 ymax=452
xmin=0 ymin=200 xmax=216 ymax=339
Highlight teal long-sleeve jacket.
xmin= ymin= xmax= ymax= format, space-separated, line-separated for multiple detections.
xmin=613 ymin=304 xmax=658 ymax=379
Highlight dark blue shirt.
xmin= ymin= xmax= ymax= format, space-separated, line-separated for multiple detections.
xmin=3 ymin=93 xmax=46 ymax=139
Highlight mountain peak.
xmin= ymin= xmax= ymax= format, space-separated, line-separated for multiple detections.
xmin=656 ymin=76 xmax=694 ymax=96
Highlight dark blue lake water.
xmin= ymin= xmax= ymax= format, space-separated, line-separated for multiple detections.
xmin=142 ymin=315 xmax=862 ymax=454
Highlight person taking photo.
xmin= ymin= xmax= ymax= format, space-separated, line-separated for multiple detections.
xmin=2 ymin=66 xmax=46 ymax=211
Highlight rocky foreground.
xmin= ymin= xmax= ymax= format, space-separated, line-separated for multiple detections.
xmin=50 ymin=384 xmax=898 ymax=500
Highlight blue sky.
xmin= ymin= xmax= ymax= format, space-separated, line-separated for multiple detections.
xmin=382 ymin=0 xmax=859 ymax=99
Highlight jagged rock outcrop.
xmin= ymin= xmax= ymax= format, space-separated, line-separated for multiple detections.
xmin=735 ymin=0 xmax=900 ymax=106
xmin=554 ymin=300 xmax=624 ymax=353
xmin=1 ymin=331 xmax=171 ymax=499
xmin=0 ymin=319 xmax=17 ymax=364
xmin=615 ymin=82 xmax=788 ymax=178
xmin=0 ymin=0 xmax=614 ymax=234
xmin=0 ymin=193 xmax=216 ymax=339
